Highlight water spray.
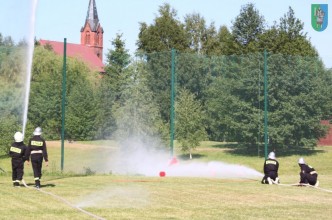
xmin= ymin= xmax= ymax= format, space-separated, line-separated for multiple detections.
xmin=22 ymin=0 xmax=38 ymax=137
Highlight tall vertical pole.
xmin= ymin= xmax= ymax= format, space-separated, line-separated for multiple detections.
xmin=61 ymin=38 xmax=67 ymax=171
xmin=170 ymin=49 xmax=176 ymax=158
xmin=264 ymin=49 xmax=268 ymax=159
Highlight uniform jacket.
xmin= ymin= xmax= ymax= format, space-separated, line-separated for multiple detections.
xmin=26 ymin=135 xmax=48 ymax=162
xmin=263 ymin=158 xmax=279 ymax=175
xmin=9 ymin=142 xmax=27 ymax=160
xmin=299 ymin=164 xmax=318 ymax=176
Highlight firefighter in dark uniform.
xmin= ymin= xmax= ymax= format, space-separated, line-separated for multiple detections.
xmin=262 ymin=152 xmax=280 ymax=184
xmin=9 ymin=132 xmax=27 ymax=187
xmin=298 ymin=157 xmax=319 ymax=186
xmin=26 ymin=127 xmax=48 ymax=188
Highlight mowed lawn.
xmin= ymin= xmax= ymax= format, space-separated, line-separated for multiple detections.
xmin=0 ymin=141 xmax=331 ymax=220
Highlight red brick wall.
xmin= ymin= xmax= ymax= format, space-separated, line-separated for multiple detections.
xmin=318 ymin=120 xmax=332 ymax=146
xmin=80 ymin=23 xmax=103 ymax=62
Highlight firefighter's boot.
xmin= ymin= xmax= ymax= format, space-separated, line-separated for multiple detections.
xmin=35 ymin=180 xmax=40 ymax=189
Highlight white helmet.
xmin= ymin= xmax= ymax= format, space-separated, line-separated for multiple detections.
xmin=298 ymin=157 xmax=305 ymax=164
xmin=268 ymin=152 xmax=276 ymax=160
xmin=33 ymin=127 xmax=42 ymax=136
xmin=14 ymin=132 xmax=23 ymax=142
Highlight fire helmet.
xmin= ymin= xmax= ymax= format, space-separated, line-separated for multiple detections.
xmin=268 ymin=151 xmax=276 ymax=160
xmin=33 ymin=127 xmax=42 ymax=136
xmin=298 ymin=157 xmax=305 ymax=164
xmin=14 ymin=132 xmax=24 ymax=142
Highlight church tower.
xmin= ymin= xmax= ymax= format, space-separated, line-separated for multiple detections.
xmin=80 ymin=0 xmax=104 ymax=61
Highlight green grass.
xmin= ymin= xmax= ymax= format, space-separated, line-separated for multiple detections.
xmin=0 ymin=141 xmax=332 ymax=219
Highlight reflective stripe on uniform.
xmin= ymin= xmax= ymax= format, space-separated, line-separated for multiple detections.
xmin=265 ymin=161 xmax=277 ymax=165
xmin=31 ymin=141 xmax=43 ymax=146
xmin=10 ymin=147 xmax=21 ymax=154
xmin=310 ymin=171 xmax=317 ymax=175
xmin=34 ymin=177 xmax=39 ymax=180
xmin=31 ymin=150 xmax=43 ymax=154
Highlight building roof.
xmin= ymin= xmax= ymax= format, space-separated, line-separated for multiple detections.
xmin=39 ymin=39 xmax=104 ymax=72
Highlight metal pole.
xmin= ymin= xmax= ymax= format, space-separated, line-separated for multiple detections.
xmin=264 ymin=49 xmax=268 ymax=159
xmin=170 ymin=49 xmax=176 ymax=157
xmin=61 ymin=38 xmax=67 ymax=171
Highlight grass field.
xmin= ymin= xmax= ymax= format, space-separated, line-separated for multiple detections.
xmin=0 ymin=141 xmax=331 ymax=220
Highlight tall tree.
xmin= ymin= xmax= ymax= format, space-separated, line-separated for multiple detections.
xmin=184 ymin=13 xmax=206 ymax=54
xmin=175 ymin=89 xmax=207 ymax=159
xmin=231 ymin=3 xmax=265 ymax=47
xmin=184 ymin=13 xmax=219 ymax=55
xmin=105 ymin=33 xmax=131 ymax=100
xmin=217 ymin=25 xmax=238 ymax=55
xmin=258 ymin=7 xmax=318 ymax=56
xmin=137 ymin=3 xmax=189 ymax=53
xmin=65 ymin=66 xmax=97 ymax=140
xmin=95 ymin=33 xmax=132 ymax=139
xmin=113 ymin=61 xmax=168 ymax=147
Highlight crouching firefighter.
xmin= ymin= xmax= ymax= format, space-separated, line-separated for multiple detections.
xmin=262 ymin=152 xmax=280 ymax=184
xmin=298 ymin=157 xmax=319 ymax=187
xmin=9 ymin=132 xmax=27 ymax=187
xmin=26 ymin=127 xmax=48 ymax=189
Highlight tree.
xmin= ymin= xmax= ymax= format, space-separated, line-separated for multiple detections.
xmin=29 ymin=46 xmax=99 ymax=140
xmin=105 ymin=33 xmax=131 ymax=100
xmin=184 ymin=13 xmax=206 ymax=54
xmin=95 ymin=33 xmax=132 ymax=139
xmin=0 ymin=42 xmax=28 ymax=154
xmin=267 ymin=55 xmax=330 ymax=148
xmin=28 ymin=46 xmax=63 ymax=139
xmin=257 ymin=7 xmax=318 ymax=56
xmin=231 ymin=3 xmax=265 ymax=47
xmin=137 ymin=3 xmax=189 ymax=53
xmin=206 ymin=54 xmax=263 ymax=144
xmin=216 ymin=25 xmax=238 ymax=55
xmin=65 ymin=67 xmax=97 ymax=140
xmin=175 ymin=89 xmax=207 ymax=159
xmin=113 ymin=61 xmax=168 ymax=147
xmin=279 ymin=7 xmax=305 ymax=39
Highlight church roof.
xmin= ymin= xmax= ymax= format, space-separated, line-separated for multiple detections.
xmin=39 ymin=39 xmax=105 ymax=73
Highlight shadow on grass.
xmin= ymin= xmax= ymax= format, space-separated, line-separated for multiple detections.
xmin=178 ymin=153 xmax=205 ymax=161
xmin=211 ymin=143 xmax=326 ymax=158
xmin=26 ymin=183 xmax=56 ymax=188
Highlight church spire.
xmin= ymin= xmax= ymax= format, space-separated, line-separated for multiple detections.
xmin=81 ymin=0 xmax=104 ymax=62
xmin=86 ymin=0 xmax=99 ymax=31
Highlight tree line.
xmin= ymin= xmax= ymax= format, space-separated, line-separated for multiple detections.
xmin=0 ymin=3 xmax=331 ymax=157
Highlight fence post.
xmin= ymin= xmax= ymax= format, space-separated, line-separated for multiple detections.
xmin=264 ymin=49 xmax=268 ymax=159
xmin=170 ymin=49 xmax=176 ymax=158
xmin=61 ymin=38 xmax=67 ymax=171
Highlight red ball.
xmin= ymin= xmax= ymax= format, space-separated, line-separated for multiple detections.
xmin=159 ymin=171 xmax=166 ymax=177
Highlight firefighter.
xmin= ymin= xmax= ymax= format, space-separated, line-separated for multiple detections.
xmin=26 ymin=127 xmax=48 ymax=188
xmin=298 ymin=157 xmax=319 ymax=186
xmin=9 ymin=132 xmax=27 ymax=187
xmin=261 ymin=151 xmax=280 ymax=184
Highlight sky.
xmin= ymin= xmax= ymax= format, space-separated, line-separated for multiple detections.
xmin=0 ymin=0 xmax=331 ymax=68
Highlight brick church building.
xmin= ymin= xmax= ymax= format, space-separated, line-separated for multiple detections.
xmin=40 ymin=0 xmax=104 ymax=73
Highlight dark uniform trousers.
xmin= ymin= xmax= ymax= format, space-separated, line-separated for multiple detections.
xmin=12 ymin=158 xmax=24 ymax=182
xmin=31 ymin=154 xmax=43 ymax=186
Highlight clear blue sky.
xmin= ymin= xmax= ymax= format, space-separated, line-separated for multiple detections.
xmin=1 ymin=0 xmax=331 ymax=68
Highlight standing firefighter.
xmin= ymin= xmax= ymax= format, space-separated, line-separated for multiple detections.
xmin=26 ymin=127 xmax=48 ymax=188
xmin=298 ymin=157 xmax=319 ymax=187
xmin=262 ymin=152 xmax=280 ymax=184
xmin=9 ymin=132 xmax=27 ymax=187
